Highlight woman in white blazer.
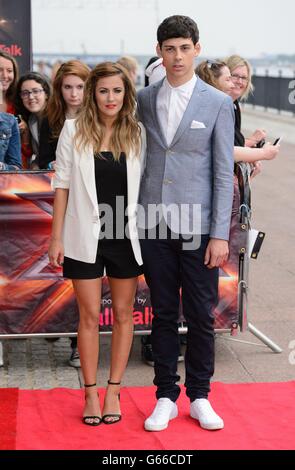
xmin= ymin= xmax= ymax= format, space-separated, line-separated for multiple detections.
xmin=48 ymin=62 xmax=146 ymax=426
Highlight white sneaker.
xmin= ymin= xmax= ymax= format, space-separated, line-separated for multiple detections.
xmin=68 ymin=347 xmax=81 ymax=368
xmin=144 ymin=398 xmax=178 ymax=431
xmin=190 ymin=398 xmax=224 ymax=430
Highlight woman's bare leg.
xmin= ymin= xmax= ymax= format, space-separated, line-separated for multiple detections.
xmin=73 ymin=278 xmax=102 ymax=424
xmin=102 ymin=277 xmax=138 ymax=422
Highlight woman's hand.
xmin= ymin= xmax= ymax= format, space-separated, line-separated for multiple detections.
xmin=48 ymin=238 xmax=64 ymax=268
xmin=250 ymin=161 xmax=262 ymax=179
xmin=262 ymin=143 xmax=280 ymax=161
xmin=246 ymin=129 xmax=267 ymax=147
xmin=252 ymin=129 xmax=267 ymax=142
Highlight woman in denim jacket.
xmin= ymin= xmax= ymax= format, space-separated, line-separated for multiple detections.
xmin=0 ymin=112 xmax=22 ymax=170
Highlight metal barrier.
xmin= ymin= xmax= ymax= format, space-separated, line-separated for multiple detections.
xmin=247 ymin=72 xmax=295 ymax=114
xmin=0 ymin=169 xmax=248 ymax=339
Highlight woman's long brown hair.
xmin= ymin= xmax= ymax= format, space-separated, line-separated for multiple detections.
xmin=74 ymin=62 xmax=141 ymax=161
xmin=47 ymin=60 xmax=90 ymax=138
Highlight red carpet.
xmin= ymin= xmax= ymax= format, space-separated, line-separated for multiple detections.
xmin=0 ymin=388 xmax=19 ymax=450
xmin=0 ymin=382 xmax=294 ymax=450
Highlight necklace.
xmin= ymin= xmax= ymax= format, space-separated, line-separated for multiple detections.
xmin=66 ymin=112 xmax=77 ymax=119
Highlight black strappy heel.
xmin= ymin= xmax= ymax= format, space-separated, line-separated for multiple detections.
xmin=102 ymin=380 xmax=122 ymax=425
xmin=82 ymin=383 xmax=102 ymax=426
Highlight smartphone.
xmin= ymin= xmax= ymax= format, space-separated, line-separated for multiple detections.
xmin=256 ymin=139 xmax=265 ymax=148
xmin=273 ymin=137 xmax=282 ymax=145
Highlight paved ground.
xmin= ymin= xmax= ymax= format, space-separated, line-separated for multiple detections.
xmin=242 ymin=105 xmax=295 ymax=145
xmin=0 ymin=108 xmax=294 ymax=391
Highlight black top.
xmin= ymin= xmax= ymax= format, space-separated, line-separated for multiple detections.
xmin=94 ymin=151 xmax=129 ymax=242
xmin=234 ymin=100 xmax=245 ymax=147
xmin=39 ymin=116 xmax=58 ymax=169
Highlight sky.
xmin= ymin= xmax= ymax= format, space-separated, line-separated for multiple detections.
xmin=31 ymin=0 xmax=295 ymax=58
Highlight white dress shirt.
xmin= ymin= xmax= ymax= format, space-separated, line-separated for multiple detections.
xmin=157 ymin=74 xmax=197 ymax=146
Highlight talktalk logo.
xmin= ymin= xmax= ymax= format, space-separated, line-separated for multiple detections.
xmin=0 ymin=44 xmax=22 ymax=56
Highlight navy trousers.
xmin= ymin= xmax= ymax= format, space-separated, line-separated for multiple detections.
xmin=140 ymin=233 xmax=219 ymax=402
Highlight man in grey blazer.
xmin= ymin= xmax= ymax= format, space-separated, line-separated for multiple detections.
xmin=137 ymin=15 xmax=235 ymax=431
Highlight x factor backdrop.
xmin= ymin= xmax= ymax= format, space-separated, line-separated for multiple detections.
xmin=0 ymin=171 xmax=247 ymax=337
xmin=0 ymin=0 xmax=32 ymax=74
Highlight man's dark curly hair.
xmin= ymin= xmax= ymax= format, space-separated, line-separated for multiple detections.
xmin=157 ymin=15 xmax=199 ymax=47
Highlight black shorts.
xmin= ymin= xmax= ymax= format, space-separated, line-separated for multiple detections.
xmin=63 ymin=239 xmax=143 ymax=280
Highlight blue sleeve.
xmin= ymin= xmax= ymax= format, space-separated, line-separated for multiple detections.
xmin=210 ymin=95 xmax=235 ymax=240
xmin=4 ymin=119 xmax=22 ymax=170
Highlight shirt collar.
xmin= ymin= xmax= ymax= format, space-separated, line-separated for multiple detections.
xmin=164 ymin=73 xmax=197 ymax=94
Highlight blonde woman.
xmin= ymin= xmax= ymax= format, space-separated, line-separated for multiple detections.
xmin=48 ymin=62 xmax=146 ymax=426
xmin=117 ymin=55 xmax=138 ymax=84
xmin=225 ymin=55 xmax=268 ymax=149
xmin=196 ymin=60 xmax=280 ymax=165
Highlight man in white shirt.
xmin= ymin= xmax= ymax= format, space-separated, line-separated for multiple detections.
xmin=137 ymin=15 xmax=234 ymax=432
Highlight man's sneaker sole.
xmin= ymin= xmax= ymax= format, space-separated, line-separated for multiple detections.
xmin=190 ymin=410 xmax=224 ymax=430
xmin=69 ymin=361 xmax=81 ymax=369
xmin=69 ymin=361 xmax=81 ymax=368
xmin=144 ymin=421 xmax=169 ymax=431
xmin=144 ymin=408 xmax=178 ymax=432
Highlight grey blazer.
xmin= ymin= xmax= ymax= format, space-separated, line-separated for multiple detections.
xmin=137 ymin=77 xmax=235 ymax=240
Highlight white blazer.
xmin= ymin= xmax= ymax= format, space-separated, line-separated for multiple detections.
xmin=53 ymin=119 xmax=146 ymax=265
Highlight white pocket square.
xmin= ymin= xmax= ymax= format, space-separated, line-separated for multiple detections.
xmin=190 ymin=120 xmax=206 ymax=129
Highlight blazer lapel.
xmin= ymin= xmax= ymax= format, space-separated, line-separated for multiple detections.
xmin=170 ymin=78 xmax=208 ymax=148
xmin=79 ymin=146 xmax=98 ymax=214
xmin=149 ymin=78 xmax=168 ymax=148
